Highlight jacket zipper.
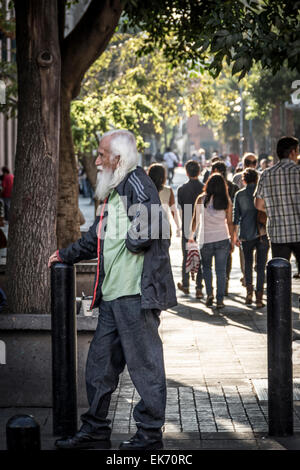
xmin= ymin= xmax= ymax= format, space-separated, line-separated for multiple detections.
xmin=90 ymin=198 xmax=107 ymax=309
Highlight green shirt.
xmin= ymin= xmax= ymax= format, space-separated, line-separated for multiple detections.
xmin=101 ymin=189 xmax=144 ymax=301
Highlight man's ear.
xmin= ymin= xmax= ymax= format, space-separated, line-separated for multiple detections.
xmin=113 ymin=155 xmax=120 ymax=169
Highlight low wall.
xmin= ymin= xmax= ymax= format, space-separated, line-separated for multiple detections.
xmin=75 ymin=262 xmax=97 ymax=297
xmin=0 ymin=312 xmax=98 ymax=407
xmin=0 ymin=261 xmax=98 ymax=299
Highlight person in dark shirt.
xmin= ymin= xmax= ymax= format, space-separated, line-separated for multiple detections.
xmin=177 ymin=160 xmax=204 ymax=298
xmin=211 ymin=161 xmax=239 ymax=295
xmin=234 ymin=168 xmax=269 ymax=307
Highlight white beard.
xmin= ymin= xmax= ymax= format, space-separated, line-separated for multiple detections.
xmin=94 ymin=164 xmax=129 ymax=202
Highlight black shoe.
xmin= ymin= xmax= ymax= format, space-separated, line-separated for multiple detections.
xmin=205 ymin=295 xmax=214 ymax=307
xmin=55 ymin=430 xmax=111 ymax=450
xmin=119 ymin=434 xmax=163 ymax=450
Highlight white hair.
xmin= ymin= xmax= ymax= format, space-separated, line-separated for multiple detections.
xmin=102 ymin=129 xmax=139 ymax=171
xmin=95 ymin=130 xmax=139 ymax=202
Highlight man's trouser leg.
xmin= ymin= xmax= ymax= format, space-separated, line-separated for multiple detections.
xmin=81 ymin=295 xmax=166 ymax=440
xmin=111 ymin=295 xmax=166 ymax=439
xmin=239 ymin=245 xmax=245 ymax=284
xmin=80 ymin=300 xmax=126 ymax=436
xmin=271 ymin=242 xmax=300 ymax=267
xmin=242 ymin=239 xmax=255 ymax=287
xmin=255 ymin=236 xmax=269 ymax=292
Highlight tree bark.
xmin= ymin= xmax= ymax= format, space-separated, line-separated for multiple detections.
xmin=57 ymin=0 xmax=122 ymax=247
xmin=7 ymin=0 xmax=61 ymax=313
xmin=57 ymin=86 xmax=80 ymax=248
xmin=81 ymin=154 xmax=97 ymax=190
xmin=285 ymin=108 xmax=294 ymax=136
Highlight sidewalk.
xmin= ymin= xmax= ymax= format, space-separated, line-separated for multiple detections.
xmin=1 ymin=175 xmax=300 ymax=450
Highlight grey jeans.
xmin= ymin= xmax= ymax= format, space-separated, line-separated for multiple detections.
xmin=80 ymin=295 xmax=166 ymax=439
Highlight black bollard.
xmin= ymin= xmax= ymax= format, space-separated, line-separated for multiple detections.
xmin=267 ymin=257 xmax=293 ymax=436
xmin=51 ymin=263 xmax=78 ymax=436
xmin=6 ymin=415 xmax=41 ymax=450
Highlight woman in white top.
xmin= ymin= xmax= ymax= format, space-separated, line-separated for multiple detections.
xmin=148 ymin=163 xmax=181 ymax=240
xmin=189 ymin=173 xmax=234 ymax=309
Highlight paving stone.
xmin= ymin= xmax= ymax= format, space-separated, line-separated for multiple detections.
xmin=166 ymin=416 xmax=181 ymax=422
xmin=200 ymin=426 xmax=218 ymax=433
xmin=197 ymin=411 xmax=215 ymax=417
xmin=201 ymin=439 xmax=258 ymax=450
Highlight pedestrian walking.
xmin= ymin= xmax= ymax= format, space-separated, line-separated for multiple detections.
xmin=48 ymin=129 xmax=177 ymax=451
xmin=177 ymin=160 xmax=204 ymax=298
xmin=232 ymin=153 xmax=257 ymax=189
xmin=232 ymin=153 xmax=258 ymax=286
xmin=163 ymin=147 xmax=178 ymax=184
xmin=202 ymin=155 xmax=220 ymax=184
xmin=147 ymin=163 xmax=181 ymax=240
xmin=0 ymin=166 xmax=14 ymax=222
xmin=211 ymin=160 xmax=239 ymax=295
xmin=199 ymin=148 xmax=207 ymax=169
xmin=182 ymin=152 xmax=188 ymax=165
xmin=189 ymin=173 xmax=234 ymax=309
xmin=233 ymin=169 xmax=269 ymax=308
xmin=258 ymin=158 xmax=269 ymax=172
xmin=254 ymin=136 xmax=300 ymax=273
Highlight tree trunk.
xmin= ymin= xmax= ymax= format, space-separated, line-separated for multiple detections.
xmin=81 ymin=154 xmax=97 ymax=189
xmin=56 ymin=87 xmax=80 ymax=248
xmin=7 ymin=0 xmax=61 ymax=313
xmin=285 ymin=108 xmax=295 ymax=136
xmin=57 ymin=0 xmax=122 ymax=247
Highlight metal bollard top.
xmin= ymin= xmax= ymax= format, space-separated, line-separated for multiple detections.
xmin=51 ymin=262 xmax=74 ymax=269
xmin=6 ymin=414 xmax=40 ymax=429
xmin=267 ymin=257 xmax=291 ymax=269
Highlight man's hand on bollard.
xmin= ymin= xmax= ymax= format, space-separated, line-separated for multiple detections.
xmin=48 ymin=251 xmax=60 ymax=268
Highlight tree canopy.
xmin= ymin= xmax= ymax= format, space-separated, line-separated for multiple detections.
xmin=71 ymin=32 xmax=235 ymax=156
xmin=124 ymin=0 xmax=300 ymax=79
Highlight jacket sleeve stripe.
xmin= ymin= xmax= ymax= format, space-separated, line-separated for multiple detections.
xmin=128 ymin=178 xmax=148 ymax=203
xmin=131 ymin=172 xmax=145 ymax=192
xmin=128 ymin=174 xmax=148 ymax=202
xmin=132 ymin=172 xmax=151 ymax=200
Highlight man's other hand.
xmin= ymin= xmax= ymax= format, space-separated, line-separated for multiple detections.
xmin=48 ymin=251 xmax=60 ymax=268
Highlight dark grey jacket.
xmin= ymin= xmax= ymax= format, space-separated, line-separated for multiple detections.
xmin=58 ymin=166 xmax=177 ymax=311
xmin=233 ymin=183 xmax=259 ymax=241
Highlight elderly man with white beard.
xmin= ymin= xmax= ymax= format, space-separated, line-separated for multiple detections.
xmin=48 ymin=129 xmax=177 ymax=450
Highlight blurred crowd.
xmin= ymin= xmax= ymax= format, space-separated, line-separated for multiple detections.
xmin=145 ymin=138 xmax=300 ymax=309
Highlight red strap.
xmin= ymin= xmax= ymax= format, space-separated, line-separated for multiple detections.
xmin=90 ymin=199 xmax=108 ymax=309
